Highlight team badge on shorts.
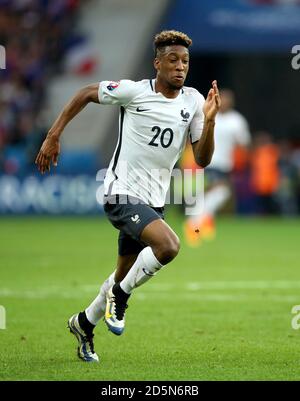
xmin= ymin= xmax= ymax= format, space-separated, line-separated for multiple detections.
xmin=131 ymin=214 xmax=141 ymax=224
xmin=107 ymin=81 xmax=120 ymax=91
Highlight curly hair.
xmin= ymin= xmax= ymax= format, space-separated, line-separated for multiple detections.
xmin=154 ymin=30 xmax=192 ymax=57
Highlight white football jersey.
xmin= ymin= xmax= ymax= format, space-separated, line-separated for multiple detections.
xmin=98 ymin=79 xmax=205 ymax=207
xmin=210 ymin=110 xmax=251 ymax=172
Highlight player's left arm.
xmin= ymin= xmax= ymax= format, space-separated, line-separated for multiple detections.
xmin=192 ymin=80 xmax=221 ymax=167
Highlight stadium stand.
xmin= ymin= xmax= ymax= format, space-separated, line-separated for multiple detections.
xmin=0 ymin=0 xmax=91 ymax=173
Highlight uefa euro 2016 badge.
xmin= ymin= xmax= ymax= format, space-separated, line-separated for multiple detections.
xmin=107 ymin=81 xmax=120 ymax=91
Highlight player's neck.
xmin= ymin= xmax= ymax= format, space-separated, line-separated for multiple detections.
xmin=154 ymin=78 xmax=181 ymax=99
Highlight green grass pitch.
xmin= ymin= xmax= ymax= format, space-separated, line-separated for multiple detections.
xmin=0 ymin=211 xmax=300 ymax=381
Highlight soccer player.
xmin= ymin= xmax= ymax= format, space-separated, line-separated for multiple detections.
xmin=35 ymin=30 xmax=220 ymax=362
xmin=183 ymin=89 xmax=251 ymax=246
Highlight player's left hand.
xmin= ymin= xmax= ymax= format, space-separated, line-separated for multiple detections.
xmin=203 ymin=80 xmax=221 ymax=121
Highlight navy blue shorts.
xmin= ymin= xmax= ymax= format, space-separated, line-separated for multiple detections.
xmin=103 ymin=195 xmax=164 ymax=256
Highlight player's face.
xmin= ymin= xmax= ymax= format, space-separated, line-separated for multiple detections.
xmin=155 ymin=45 xmax=189 ymax=90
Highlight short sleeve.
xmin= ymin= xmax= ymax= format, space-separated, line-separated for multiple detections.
xmin=98 ymin=79 xmax=140 ymax=106
xmin=189 ymin=91 xmax=205 ymax=144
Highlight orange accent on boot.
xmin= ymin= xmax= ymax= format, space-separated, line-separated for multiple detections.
xmin=183 ymin=220 xmax=202 ymax=247
xmin=200 ymin=215 xmax=216 ymax=240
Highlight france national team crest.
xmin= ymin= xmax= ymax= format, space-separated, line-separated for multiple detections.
xmin=180 ymin=109 xmax=190 ymax=122
xmin=107 ymin=81 xmax=120 ymax=91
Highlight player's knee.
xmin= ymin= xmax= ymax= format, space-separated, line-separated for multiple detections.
xmin=156 ymin=234 xmax=180 ymax=265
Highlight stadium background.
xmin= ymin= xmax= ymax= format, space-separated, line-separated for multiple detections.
xmin=0 ymin=0 xmax=300 ymax=381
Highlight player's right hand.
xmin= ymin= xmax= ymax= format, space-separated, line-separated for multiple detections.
xmin=35 ymin=135 xmax=60 ymax=174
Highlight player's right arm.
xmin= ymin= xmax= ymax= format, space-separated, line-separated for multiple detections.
xmin=35 ymin=83 xmax=99 ymax=174
xmin=36 ymin=79 xmax=139 ymax=174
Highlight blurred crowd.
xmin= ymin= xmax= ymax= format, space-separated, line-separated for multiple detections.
xmin=181 ymin=89 xmax=300 ymax=218
xmin=233 ymin=132 xmax=300 ymax=216
xmin=0 ymin=0 xmax=91 ymax=173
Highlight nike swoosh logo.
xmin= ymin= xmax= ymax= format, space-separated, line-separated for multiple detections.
xmin=136 ymin=106 xmax=151 ymax=112
xmin=142 ymin=268 xmax=155 ymax=277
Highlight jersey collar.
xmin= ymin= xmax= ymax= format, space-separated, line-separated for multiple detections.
xmin=150 ymin=79 xmax=184 ymax=98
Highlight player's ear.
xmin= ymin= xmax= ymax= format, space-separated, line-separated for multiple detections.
xmin=154 ymin=57 xmax=160 ymax=72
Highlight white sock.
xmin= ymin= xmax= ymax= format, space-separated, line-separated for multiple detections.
xmin=85 ymin=271 xmax=115 ymax=325
xmin=120 ymin=247 xmax=163 ymax=294
xmin=189 ymin=185 xmax=231 ymax=223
